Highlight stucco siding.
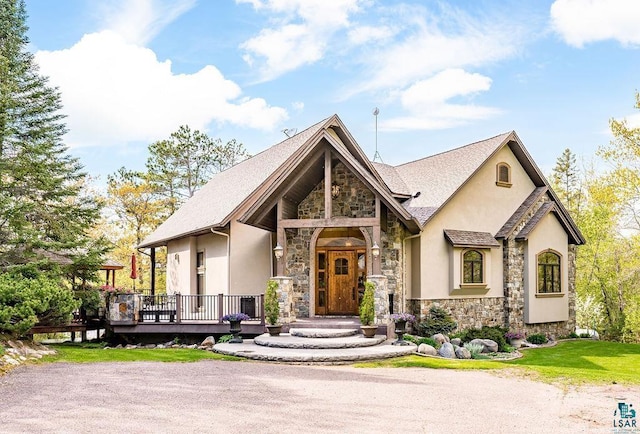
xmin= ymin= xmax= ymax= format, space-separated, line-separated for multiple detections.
xmin=166 ymin=237 xmax=195 ymax=295
xmin=524 ymin=213 xmax=569 ymax=323
xmin=196 ymin=233 xmax=229 ymax=295
xmin=229 ymin=220 xmax=272 ymax=295
xmin=418 ymin=145 xmax=535 ymax=299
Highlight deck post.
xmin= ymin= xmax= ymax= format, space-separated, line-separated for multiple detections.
xmin=260 ymin=293 xmax=265 ymax=325
xmin=176 ymin=293 xmax=182 ymax=323
xmin=218 ymin=293 xmax=224 ymax=323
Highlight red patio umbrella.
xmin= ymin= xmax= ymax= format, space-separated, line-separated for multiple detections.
xmin=130 ymin=253 xmax=137 ymax=290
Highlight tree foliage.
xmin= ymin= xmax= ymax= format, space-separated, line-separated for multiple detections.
xmin=146 ymin=125 xmax=250 ymax=213
xmin=0 ymin=272 xmax=80 ymax=336
xmin=557 ymin=92 xmax=640 ymax=342
xmin=0 ymin=0 xmax=102 ymax=279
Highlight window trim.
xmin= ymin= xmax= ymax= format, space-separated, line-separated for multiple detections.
xmin=536 ymin=249 xmax=562 ymax=294
xmin=496 ymin=162 xmax=512 ymax=188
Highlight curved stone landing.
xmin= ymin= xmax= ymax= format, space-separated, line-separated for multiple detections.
xmin=254 ymin=332 xmax=385 ymax=349
xmin=289 ymin=328 xmax=358 ymax=338
xmin=213 ymin=339 xmax=417 ymax=363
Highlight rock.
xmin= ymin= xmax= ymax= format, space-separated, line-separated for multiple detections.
xmin=201 ymin=336 xmax=215 ymax=347
xmin=455 ymin=347 xmax=471 ymax=359
xmin=145 ymin=344 xmax=156 ymax=349
xmin=437 ymin=342 xmax=455 ymax=358
xmin=432 ymin=333 xmax=449 ymax=345
xmin=470 ymin=338 xmax=498 ymax=353
xmin=171 ymin=344 xmax=181 ymax=348
xmin=451 ymin=338 xmax=461 ymax=346
xmin=187 ymin=344 xmax=198 ymax=349
xmin=417 ymin=343 xmax=437 ymax=356
xmin=156 ymin=344 xmax=165 ymax=349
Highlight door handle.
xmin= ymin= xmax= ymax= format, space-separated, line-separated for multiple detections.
xmin=352 ymin=287 xmax=356 ymax=300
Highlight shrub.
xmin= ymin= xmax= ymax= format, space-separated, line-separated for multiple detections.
xmin=76 ymin=289 xmax=104 ymax=313
xmin=217 ymin=334 xmax=233 ymax=343
xmin=403 ymin=334 xmax=439 ymax=348
xmin=264 ymin=280 xmax=280 ymax=325
xmin=579 ymin=332 xmax=591 ymax=339
xmin=569 ymin=332 xmax=579 ymax=338
xmin=359 ymin=282 xmax=375 ymax=326
xmin=463 ymin=342 xmax=484 ymax=358
xmin=0 ymin=273 xmax=79 ymax=336
xmin=458 ymin=325 xmax=508 ymax=352
xmin=416 ymin=305 xmax=457 ymax=337
xmin=527 ymin=333 xmax=548 ymax=344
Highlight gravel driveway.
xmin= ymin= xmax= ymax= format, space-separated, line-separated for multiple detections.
xmin=0 ymin=360 xmax=636 ymax=433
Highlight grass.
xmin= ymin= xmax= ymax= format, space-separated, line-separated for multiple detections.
xmin=356 ymin=340 xmax=640 ymax=385
xmin=504 ymin=340 xmax=640 ymax=385
xmin=42 ymin=342 xmax=242 ymax=364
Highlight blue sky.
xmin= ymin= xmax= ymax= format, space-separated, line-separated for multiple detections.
xmin=24 ymin=0 xmax=640 ymax=186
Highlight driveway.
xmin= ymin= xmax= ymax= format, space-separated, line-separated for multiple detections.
xmin=0 ymin=360 xmax=636 ymax=433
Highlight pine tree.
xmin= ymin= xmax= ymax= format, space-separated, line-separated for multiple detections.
xmin=0 ymin=0 xmax=102 ymax=272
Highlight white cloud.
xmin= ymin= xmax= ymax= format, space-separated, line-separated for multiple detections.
xmin=99 ymin=0 xmax=197 ymax=45
xmin=348 ymin=6 xmax=523 ymax=97
xmin=550 ymin=0 xmax=640 ymax=47
xmin=381 ymin=69 xmax=501 ymax=131
xmin=238 ymin=0 xmax=362 ymax=81
xmin=35 ymin=31 xmax=288 ymax=148
xmin=347 ymin=24 xmax=396 ymax=45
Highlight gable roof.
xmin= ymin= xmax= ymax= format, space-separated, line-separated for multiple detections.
xmin=139 ymin=118 xmax=330 ymax=248
xmin=140 ymin=116 xmax=585 ymax=248
xmin=238 ymin=115 xmax=421 ymax=232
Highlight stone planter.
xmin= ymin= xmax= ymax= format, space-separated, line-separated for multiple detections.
xmin=360 ymin=325 xmax=377 ymax=338
xmin=266 ymin=324 xmax=282 ymax=336
xmin=510 ymin=338 xmax=524 ymax=348
xmin=392 ymin=320 xmax=410 ymax=346
xmin=229 ymin=320 xmax=243 ymax=343
xmin=107 ymin=293 xmax=139 ymax=325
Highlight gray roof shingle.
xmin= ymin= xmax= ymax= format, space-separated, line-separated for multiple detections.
xmin=139 ymin=118 xmax=329 ymax=247
xmin=443 ymin=229 xmax=501 ymax=248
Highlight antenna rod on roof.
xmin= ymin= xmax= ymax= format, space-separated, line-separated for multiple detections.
xmin=372 ymin=107 xmax=383 ymax=163
xmin=282 ymin=128 xmax=297 ymax=138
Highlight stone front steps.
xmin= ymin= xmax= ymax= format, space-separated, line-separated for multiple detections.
xmin=213 ymin=328 xmax=416 ymax=363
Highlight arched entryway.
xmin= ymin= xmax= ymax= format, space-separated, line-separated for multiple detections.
xmin=314 ymin=227 xmax=369 ymax=315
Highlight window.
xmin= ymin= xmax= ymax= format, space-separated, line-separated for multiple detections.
xmin=196 ymin=251 xmax=205 ymax=307
xmin=334 ymin=258 xmax=348 ymax=275
xmin=463 ymin=250 xmax=483 ymax=284
xmin=496 ymin=162 xmax=511 ymax=187
xmin=537 ymin=251 xmax=561 ymax=293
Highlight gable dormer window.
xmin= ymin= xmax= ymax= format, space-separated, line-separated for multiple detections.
xmin=496 ymin=162 xmax=511 ymax=187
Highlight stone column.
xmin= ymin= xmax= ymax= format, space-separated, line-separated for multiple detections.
xmin=367 ymin=275 xmax=393 ymax=338
xmin=272 ymin=276 xmax=295 ymax=324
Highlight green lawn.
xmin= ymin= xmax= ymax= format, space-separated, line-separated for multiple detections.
xmin=43 ymin=343 xmax=242 ymax=363
xmin=357 ymin=340 xmax=640 ymax=385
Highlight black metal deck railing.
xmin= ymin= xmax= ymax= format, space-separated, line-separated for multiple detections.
xmin=138 ymin=293 xmax=265 ymax=324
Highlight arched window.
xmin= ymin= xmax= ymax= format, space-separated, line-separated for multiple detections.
xmin=463 ymin=250 xmax=483 ymax=283
xmin=537 ymin=251 xmax=561 ymax=293
xmin=496 ymin=162 xmax=511 ymax=187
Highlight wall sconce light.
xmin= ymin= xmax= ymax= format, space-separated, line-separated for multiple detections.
xmin=174 ymin=253 xmax=180 ymax=263
xmin=371 ymin=241 xmax=380 ymax=258
xmin=273 ymin=243 xmax=284 ymax=260
xmin=331 ymin=182 xmax=341 ymax=199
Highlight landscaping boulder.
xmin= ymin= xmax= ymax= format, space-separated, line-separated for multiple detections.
xmin=201 ymin=336 xmax=215 ymax=347
xmin=451 ymin=338 xmax=461 ymax=346
xmin=417 ymin=343 xmax=437 ymax=356
xmin=432 ymin=333 xmax=450 ymax=345
xmin=455 ymin=347 xmax=471 ymax=359
xmin=470 ymin=338 xmax=498 ymax=353
xmin=437 ymin=342 xmax=455 ymax=358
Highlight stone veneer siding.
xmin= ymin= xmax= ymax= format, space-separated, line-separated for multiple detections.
xmin=408 ymin=193 xmax=578 ymax=339
xmin=408 ymin=298 xmax=505 ymax=330
xmin=284 ymin=161 xmax=408 ymax=319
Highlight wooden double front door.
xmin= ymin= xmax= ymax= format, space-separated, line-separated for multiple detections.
xmin=316 ymin=249 xmax=366 ymax=315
